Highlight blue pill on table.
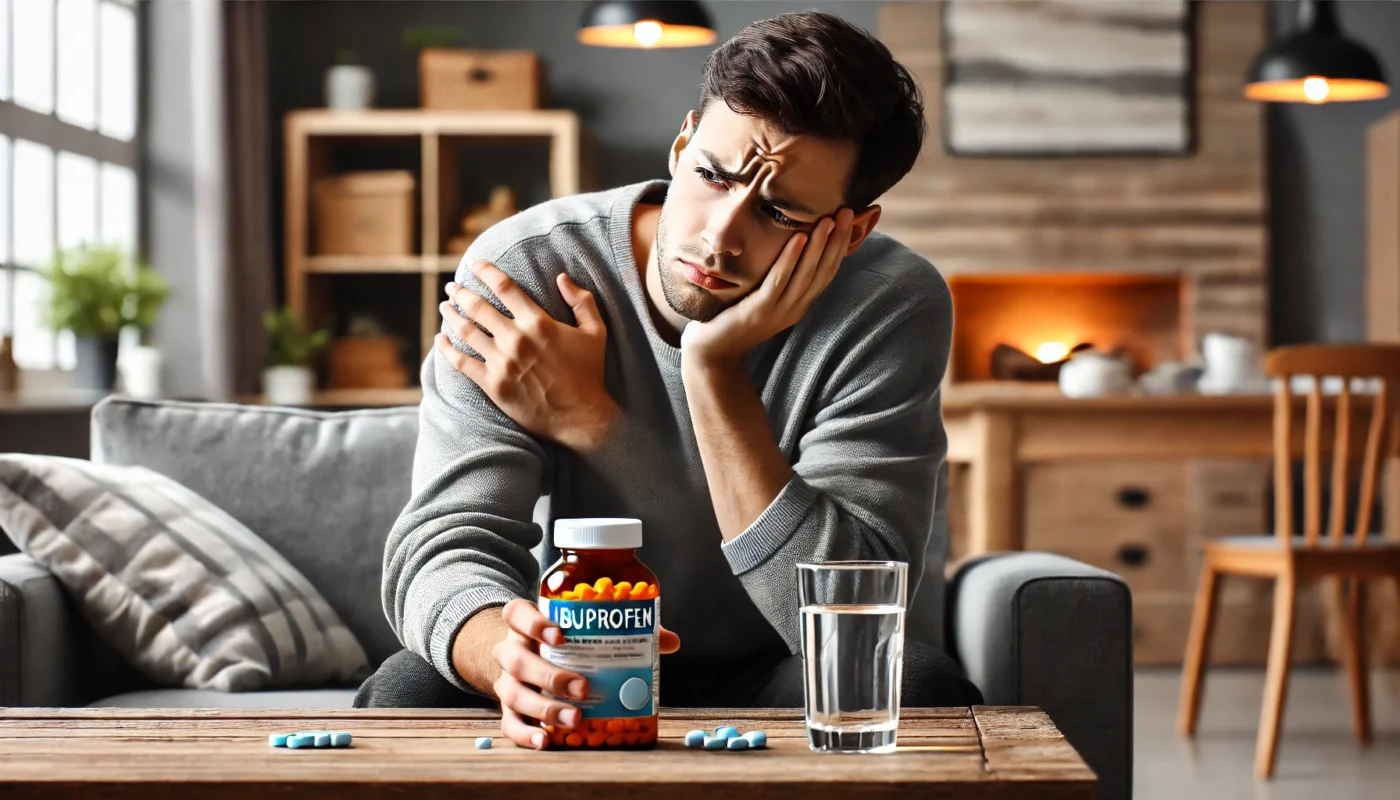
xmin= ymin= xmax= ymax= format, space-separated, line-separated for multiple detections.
xmin=269 ymin=733 xmax=289 ymax=747
xmin=684 ymin=730 xmax=707 ymax=748
xmin=331 ymin=732 xmax=352 ymax=748
xmin=726 ymin=737 xmax=750 ymax=751
xmin=703 ymin=735 xmax=727 ymax=750
xmin=286 ymin=735 xmax=311 ymax=749
xmin=743 ymin=731 xmax=767 ymax=749
xmin=475 ymin=737 xmax=492 ymax=750
xmin=714 ymin=725 xmax=739 ymax=740
xmin=313 ymin=733 xmax=332 ymax=748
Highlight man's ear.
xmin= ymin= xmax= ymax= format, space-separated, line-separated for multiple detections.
xmin=846 ymin=205 xmax=882 ymax=254
xmin=668 ymin=110 xmax=697 ymax=176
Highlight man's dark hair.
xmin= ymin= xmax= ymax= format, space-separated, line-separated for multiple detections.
xmin=696 ymin=11 xmax=925 ymax=211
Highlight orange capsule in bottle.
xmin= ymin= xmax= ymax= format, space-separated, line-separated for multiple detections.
xmin=538 ymin=518 xmax=660 ymax=749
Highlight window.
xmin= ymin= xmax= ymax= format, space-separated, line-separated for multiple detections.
xmin=0 ymin=0 xmax=140 ymax=373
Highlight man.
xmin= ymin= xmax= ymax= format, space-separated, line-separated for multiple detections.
xmin=355 ymin=11 xmax=982 ymax=746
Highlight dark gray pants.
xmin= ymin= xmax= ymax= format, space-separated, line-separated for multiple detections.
xmin=353 ymin=639 xmax=983 ymax=709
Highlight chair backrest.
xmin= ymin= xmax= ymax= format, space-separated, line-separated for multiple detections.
xmin=1265 ymin=344 xmax=1400 ymax=546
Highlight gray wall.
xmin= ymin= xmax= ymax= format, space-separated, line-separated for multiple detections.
xmin=1268 ymin=0 xmax=1400 ymax=345
xmin=265 ymin=0 xmax=878 ymax=299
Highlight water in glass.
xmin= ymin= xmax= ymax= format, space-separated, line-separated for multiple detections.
xmin=801 ymin=601 xmax=904 ymax=753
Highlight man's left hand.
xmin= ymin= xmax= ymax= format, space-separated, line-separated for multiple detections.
xmin=680 ymin=207 xmax=855 ymax=366
xmin=436 ymin=261 xmax=619 ymax=453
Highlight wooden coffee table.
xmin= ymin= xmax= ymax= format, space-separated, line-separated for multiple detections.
xmin=0 ymin=706 xmax=1095 ymax=798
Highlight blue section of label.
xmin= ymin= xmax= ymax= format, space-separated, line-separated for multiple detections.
xmin=539 ymin=597 xmax=658 ymax=719
xmin=584 ymin=666 xmax=654 ymax=718
xmin=546 ymin=599 xmax=655 ymax=636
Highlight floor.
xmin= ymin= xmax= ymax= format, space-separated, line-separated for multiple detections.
xmin=1134 ymin=667 xmax=1400 ymax=799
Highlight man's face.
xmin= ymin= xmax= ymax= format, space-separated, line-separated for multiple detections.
xmin=656 ymin=103 xmax=859 ymax=322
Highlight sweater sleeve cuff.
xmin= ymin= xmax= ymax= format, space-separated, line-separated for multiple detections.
xmin=720 ymin=474 xmax=821 ymax=575
xmin=427 ymin=586 xmax=524 ymax=694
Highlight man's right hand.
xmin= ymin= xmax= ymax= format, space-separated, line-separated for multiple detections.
xmin=452 ymin=599 xmax=587 ymax=749
xmin=453 ymin=598 xmax=681 ymax=750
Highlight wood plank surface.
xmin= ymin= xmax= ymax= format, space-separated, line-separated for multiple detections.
xmin=0 ymin=707 xmax=1095 ymax=800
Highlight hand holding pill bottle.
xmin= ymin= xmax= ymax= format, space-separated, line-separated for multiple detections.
xmin=538 ymin=518 xmax=660 ymax=749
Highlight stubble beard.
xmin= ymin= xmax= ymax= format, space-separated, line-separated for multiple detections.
xmin=654 ymin=203 xmax=729 ymax=323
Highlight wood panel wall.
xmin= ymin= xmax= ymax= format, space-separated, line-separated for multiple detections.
xmin=877 ymin=0 xmax=1269 ymax=358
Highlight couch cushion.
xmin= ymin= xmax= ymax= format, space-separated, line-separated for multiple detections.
xmin=0 ymin=454 xmax=370 ymax=692
xmin=89 ymin=688 xmax=358 ymax=708
xmin=90 ymin=398 xmax=419 ymax=668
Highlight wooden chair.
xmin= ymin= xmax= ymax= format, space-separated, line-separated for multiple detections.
xmin=1176 ymin=344 xmax=1400 ymax=779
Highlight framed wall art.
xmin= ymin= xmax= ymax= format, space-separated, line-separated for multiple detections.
xmin=942 ymin=0 xmax=1196 ymax=157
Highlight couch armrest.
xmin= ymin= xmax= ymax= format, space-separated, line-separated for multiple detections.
xmin=0 ymin=553 xmax=89 ymax=706
xmin=946 ymin=552 xmax=1133 ymax=800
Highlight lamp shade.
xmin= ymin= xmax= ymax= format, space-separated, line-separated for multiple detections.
xmin=578 ymin=1 xmax=717 ymax=49
xmin=1245 ymin=0 xmax=1388 ymax=103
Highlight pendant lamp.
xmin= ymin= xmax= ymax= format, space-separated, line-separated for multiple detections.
xmin=578 ymin=1 xmax=717 ymax=49
xmin=1245 ymin=0 xmax=1388 ymax=103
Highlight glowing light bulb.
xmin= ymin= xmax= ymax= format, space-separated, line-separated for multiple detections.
xmin=1303 ymin=77 xmax=1330 ymax=103
xmin=1036 ymin=342 xmax=1070 ymax=364
xmin=633 ymin=20 xmax=663 ymax=47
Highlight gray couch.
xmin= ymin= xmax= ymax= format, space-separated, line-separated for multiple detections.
xmin=0 ymin=397 xmax=1133 ymax=798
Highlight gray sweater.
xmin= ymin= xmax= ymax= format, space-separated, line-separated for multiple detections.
xmin=383 ymin=180 xmax=953 ymax=692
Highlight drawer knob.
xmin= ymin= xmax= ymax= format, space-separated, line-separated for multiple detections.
xmin=1118 ymin=486 xmax=1151 ymax=509
xmin=468 ymin=67 xmax=493 ymax=82
xmin=1117 ymin=544 xmax=1150 ymax=567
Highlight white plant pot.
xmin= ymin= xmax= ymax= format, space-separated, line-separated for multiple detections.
xmin=264 ymin=365 xmax=315 ymax=406
xmin=326 ymin=64 xmax=375 ymax=110
xmin=119 ymin=346 xmax=164 ymax=399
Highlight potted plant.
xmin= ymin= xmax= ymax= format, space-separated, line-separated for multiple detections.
xmin=325 ymin=47 xmax=375 ymax=110
xmin=263 ymin=307 xmax=330 ymax=406
xmin=42 ymin=243 xmax=169 ymax=391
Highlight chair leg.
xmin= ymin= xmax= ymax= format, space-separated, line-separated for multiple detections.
xmin=1342 ymin=579 xmax=1372 ymax=746
xmin=1256 ymin=570 xmax=1297 ymax=779
xmin=1178 ymin=560 xmax=1221 ymax=738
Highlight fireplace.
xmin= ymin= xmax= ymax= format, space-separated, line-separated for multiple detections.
xmin=947 ymin=273 xmax=1187 ymax=383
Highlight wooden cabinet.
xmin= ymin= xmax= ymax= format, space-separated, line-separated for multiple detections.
xmin=948 ymin=457 xmax=1339 ymax=666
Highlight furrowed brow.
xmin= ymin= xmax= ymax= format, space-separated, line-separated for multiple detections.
xmin=697 ymin=149 xmax=819 ymax=217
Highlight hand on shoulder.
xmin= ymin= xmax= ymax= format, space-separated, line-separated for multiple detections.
xmin=436 ymin=260 xmax=619 ymax=453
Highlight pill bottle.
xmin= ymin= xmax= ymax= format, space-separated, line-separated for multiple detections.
xmin=538 ymin=518 xmax=660 ymax=749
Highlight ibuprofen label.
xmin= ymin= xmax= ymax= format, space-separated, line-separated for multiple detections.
xmin=539 ymin=597 xmax=659 ymax=718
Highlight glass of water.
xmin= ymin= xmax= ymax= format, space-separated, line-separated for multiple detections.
xmin=798 ymin=560 xmax=907 ymax=754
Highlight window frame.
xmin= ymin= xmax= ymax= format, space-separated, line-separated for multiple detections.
xmin=0 ymin=0 xmax=144 ymax=373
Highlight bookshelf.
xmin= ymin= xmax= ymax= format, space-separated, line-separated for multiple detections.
xmin=282 ymin=109 xmax=589 ymax=406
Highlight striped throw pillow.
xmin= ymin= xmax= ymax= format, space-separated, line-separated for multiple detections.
xmin=0 ymin=454 xmax=370 ymax=692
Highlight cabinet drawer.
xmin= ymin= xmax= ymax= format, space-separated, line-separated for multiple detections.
xmin=1025 ymin=461 xmax=1189 ymax=534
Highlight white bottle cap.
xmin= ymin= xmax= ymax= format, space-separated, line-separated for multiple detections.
xmin=554 ymin=518 xmax=643 ymax=549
